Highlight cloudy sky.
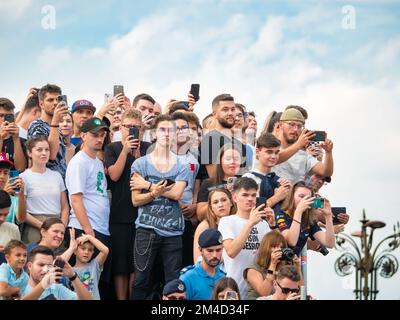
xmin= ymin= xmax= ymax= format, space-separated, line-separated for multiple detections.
xmin=1 ymin=0 xmax=400 ymax=299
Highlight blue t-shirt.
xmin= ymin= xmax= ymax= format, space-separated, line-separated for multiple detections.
xmin=22 ymin=283 xmax=77 ymax=300
xmin=275 ymin=210 xmax=322 ymax=255
xmin=180 ymin=262 xmax=226 ymax=300
xmin=0 ymin=263 xmax=29 ymax=293
xmin=131 ymin=154 xmax=191 ymax=237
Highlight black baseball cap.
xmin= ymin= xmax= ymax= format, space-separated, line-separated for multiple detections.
xmin=80 ymin=117 xmax=110 ymax=134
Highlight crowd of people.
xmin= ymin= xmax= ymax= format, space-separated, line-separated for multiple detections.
xmin=0 ymin=85 xmax=350 ymax=300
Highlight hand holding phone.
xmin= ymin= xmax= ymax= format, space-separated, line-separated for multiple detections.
xmin=224 ymin=291 xmax=239 ymax=300
xmin=311 ymin=196 xmax=325 ymax=209
xmin=190 ymin=84 xmax=200 ymax=102
xmin=164 ymin=179 xmax=175 ymax=187
xmin=331 ymin=207 xmax=347 ymax=225
xmin=9 ymin=170 xmax=20 ymax=193
xmin=129 ymin=127 xmax=140 ymax=140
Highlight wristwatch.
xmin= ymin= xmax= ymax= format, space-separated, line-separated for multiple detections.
xmin=69 ymin=272 xmax=78 ymax=282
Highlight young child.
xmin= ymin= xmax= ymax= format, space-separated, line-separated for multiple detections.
xmin=243 ymin=133 xmax=291 ymax=210
xmin=0 ymin=240 xmax=29 ymax=299
xmin=73 ymin=234 xmax=109 ymax=300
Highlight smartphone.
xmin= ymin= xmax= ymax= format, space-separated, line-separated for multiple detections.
xmin=256 ymin=197 xmax=266 ymax=208
xmin=56 ymin=95 xmax=68 ymax=105
xmin=9 ymin=170 xmax=20 ymax=193
xmin=225 ymin=291 xmax=238 ymax=300
xmin=53 ymin=259 xmax=65 ymax=269
xmin=104 ymin=93 xmax=112 ymax=103
xmin=310 ymin=130 xmax=327 ymax=142
xmin=165 ymin=179 xmax=175 ymax=187
xmin=190 ymin=84 xmax=200 ymax=102
xmin=332 ymin=207 xmax=347 ymax=225
xmin=4 ymin=114 xmax=15 ymax=123
xmin=113 ymin=85 xmax=124 ymax=96
xmin=129 ymin=127 xmax=140 ymax=140
xmin=311 ymin=196 xmax=325 ymax=209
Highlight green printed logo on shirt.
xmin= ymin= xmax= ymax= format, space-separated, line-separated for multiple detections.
xmin=96 ymin=172 xmax=104 ymax=193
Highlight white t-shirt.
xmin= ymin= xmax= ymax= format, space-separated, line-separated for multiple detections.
xmin=66 ymin=151 xmax=110 ymax=236
xmin=18 ymin=126 xmax=28 ymax=140
xmin=271 ymin=149 xmax=319 ymax=184
xmin=218 ymin=215 xmax=271 ymax=300
xmin=0 ymin=222 xmax=21 ymax=246
xmin=20 ymin=169 xmax=66 ymax=215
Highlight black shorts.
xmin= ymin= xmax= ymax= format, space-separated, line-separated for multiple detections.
xmin=109 ymin=223 xmax=136 ymax=275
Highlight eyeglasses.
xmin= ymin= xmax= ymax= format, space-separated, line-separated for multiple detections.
xmin=276 ymin=281 xmax=300 ymax=294
xmin=176 ymin=125 xmax=189 ymax=132
xmin=156 ymin=127 xmax=175 ymax=133
xmin=283 ymin=121 xmax=304 ymax=130
xmin=167 ymin=296 xmax=186 ymax=300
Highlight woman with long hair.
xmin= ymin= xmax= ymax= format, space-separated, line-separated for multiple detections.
xmin=192 ymin=188 xmax=236 ymax=262
xmin=20 ymin=136 xmax=70 ymax=244
xmin=59 ymin=112 xmax=75 ymax=164
xmin=196 ymin=144 xmax=242 ymax=221
xmin=243 ymin=230 xmax=302 ymax=300
xmin=276 ymin=181 xmax=335 ymax=255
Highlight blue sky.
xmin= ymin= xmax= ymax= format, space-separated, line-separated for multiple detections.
xmin=1 ymin=0 xmax=400 ymax=299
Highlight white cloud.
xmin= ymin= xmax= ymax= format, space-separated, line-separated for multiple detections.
xmin=0 ymin=0 xmax=32 ymax=18
xmin=37 ymin=46 xmax=71 ymax=72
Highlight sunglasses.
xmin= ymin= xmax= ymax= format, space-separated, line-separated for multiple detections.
xmin=167 ymin=296 xmax=186 ymax=300
xmin=276 ymin=281 xmax=300 ymax=294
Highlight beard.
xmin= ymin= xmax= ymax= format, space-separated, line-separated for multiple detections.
xmin=218 ymin=117 xmax=234 ymax=129
xmin=203 ymin=256 xmax=221 ymax=268
xmin=283 ymin=131 xmax=299 ymax=145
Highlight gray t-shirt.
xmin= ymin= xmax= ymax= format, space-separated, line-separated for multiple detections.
xmin=73 ymin=259 xmax=102 ymax=300
xmin=179 ymin=151 xmax=199 ymax=206
xmin=271 ymin=150 xmax=318 ymax=184
xmin=131 ymin=154 xmax=191 ymax=237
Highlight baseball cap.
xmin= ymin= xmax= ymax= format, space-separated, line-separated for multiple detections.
xmin=280 ymin=108 xmax=305 ymax=124
xmin=0 ymin=153 xmax=13 ymax=167
xmin=198 ymin=228 xmax=223 ymax=248
xmin=80 ymin=117 xmax=110 ymax=134
xmin=162 ymin=279 xmax=186 ymax=296
xmin=70 ymin=100 xmax=96 ymax=114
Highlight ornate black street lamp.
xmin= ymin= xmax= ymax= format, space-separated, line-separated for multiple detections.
xmin=334 ymin=209 xmax=400 ymax=300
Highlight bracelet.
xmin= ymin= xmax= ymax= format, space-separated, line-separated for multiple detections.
xmin=147 ymin=182 xmax=152 ymax=191
xmin=49 ymin=124 xmax=59 ymax=128
xmin=293 ymin=218 xmax=301 ymax=225
xmin=69 ymin=272 xmax=78 ymax=282
xmin=267 ymin=269 xmax=274 ymax=275
xmin=269 ymin=224 xmax=279 ymax=230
